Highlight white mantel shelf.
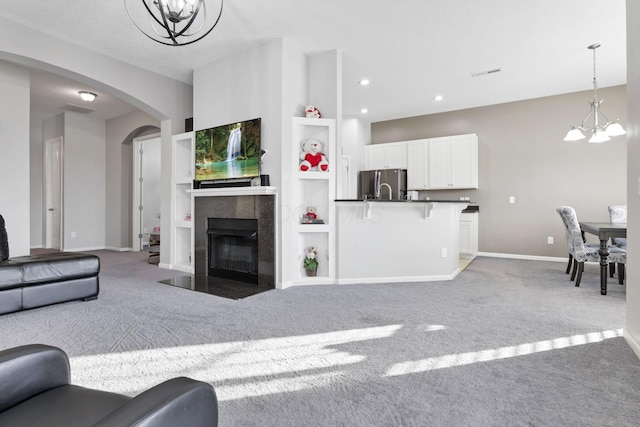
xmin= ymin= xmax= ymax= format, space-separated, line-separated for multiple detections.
xmin=189 ymin=186 xmax=276 ymax=197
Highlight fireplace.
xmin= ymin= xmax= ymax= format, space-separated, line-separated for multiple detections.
xmin=192 ymin=194 xmax=276 ymax=297
xmin=207 ymin=218 xmax=258 ymax=284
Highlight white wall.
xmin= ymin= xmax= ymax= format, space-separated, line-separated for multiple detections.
xmin=0 ymin=62 xmax=30 ymax=256
xmin=63 ymin=113 xmax=106 ymax=251
xmin=105 ymin=110 xmax=160 ymax=250
xmin=0 ymin=17 xmax=192 ymax=256
xmin=29 ymin=114 xmax=44 ymax=247
xmin=624 ymin=0 xmax=640 ymax=358
xmin=193 ymin=38 xmax=315 ymax=285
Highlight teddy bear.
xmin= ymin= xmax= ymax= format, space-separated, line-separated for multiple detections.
xmin=305 ymin=206 xmax=318 ymax=221
xmin=299 ymin=138 xmax=329 ymax=172
xmin=305 ymin=105 xmax=321 ymax=119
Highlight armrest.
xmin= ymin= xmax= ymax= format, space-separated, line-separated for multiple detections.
xmin=93 ymin=377 xmax=218 ymax=427
xmin=0 ymin=344 xmax=70 ymax=412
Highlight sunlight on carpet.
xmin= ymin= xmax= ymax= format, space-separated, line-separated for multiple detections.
xmin=385 ymin=328 xmax=623 ymax=376
xmin=69 ymin=324 xmax=402 ymax=401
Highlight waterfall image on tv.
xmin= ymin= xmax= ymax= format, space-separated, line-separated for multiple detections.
xmin=195 ymin=118 xmax=261 ymax=182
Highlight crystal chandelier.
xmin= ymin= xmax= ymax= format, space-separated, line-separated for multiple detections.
xmin=563 ymin=43 xmax=626 ymax=143
xmin=125 ymin=0 xmax=223 ymax=46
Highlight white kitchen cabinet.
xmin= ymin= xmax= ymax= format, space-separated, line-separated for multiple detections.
xmin=459 ymin=212 xmax=478 ymax=259
xmin=406 ymin=139 xmax=429 ymax=190
xmin=428 ymin=134 xmax=478 ymax=189
xmin=365 ymin=142 xmax=407 ymax=170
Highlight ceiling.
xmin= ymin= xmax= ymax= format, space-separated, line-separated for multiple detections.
xmin=3 ymin=0 xmax=628 ymax=124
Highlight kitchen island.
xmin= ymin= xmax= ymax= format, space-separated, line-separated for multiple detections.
xmin=335 ymin=199 xmax=469 ymax=284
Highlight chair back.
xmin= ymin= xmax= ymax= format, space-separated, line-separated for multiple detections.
xmin=608 ymin=205 xmax=627 ymax=223
xmin=608 ymin=205 xmax=627 ymax=247
xmin=556 ymin=206 xmax=586 ymax=257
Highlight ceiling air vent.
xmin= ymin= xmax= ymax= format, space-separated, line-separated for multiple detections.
xmin=471 ymin=68 xmax=502 ymax=77
xmin=60 ymin=103 xmax=97 ymax=114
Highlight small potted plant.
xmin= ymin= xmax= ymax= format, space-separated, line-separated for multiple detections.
xmin=303 ymin=246 xmax=318 ymax=277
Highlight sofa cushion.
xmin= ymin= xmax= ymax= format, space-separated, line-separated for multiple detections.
xmin=8 ymin=254 xmax=100 ymax=286
xmin=0 ymin=215 xmax=9 ymax=261
xmin=0 ymin=263 xmax=22 ymax=290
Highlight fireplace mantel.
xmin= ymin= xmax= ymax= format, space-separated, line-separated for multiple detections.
xmin=189 ymin=186 xmax=276 ymax=197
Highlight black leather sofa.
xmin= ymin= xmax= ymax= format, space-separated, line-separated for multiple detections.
xmin=0 ymin=344 xmax=218 ymax=426
xmin=0 ymin=215 xmax=100 ymax=315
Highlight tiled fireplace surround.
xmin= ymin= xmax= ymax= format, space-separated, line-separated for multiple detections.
xmin=194 ymin=193 xmax=276 ymax=289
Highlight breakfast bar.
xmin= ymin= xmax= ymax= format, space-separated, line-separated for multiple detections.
xmin=335 ymin=200 xmax=469 ymax=284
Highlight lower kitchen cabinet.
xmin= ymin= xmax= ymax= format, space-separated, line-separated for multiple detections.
xmin=459 ymin=212 xmax=478 ymax=259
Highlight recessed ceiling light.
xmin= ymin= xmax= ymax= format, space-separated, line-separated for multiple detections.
xmin=434 ymin=95 xmax=444 ymax=102
xmin=361 ymin=108 xmax=368 ymax=114
xmin=359 ymin=79 xmax=370 ymax=86
xmin=78 ymin=91 xmax=97 ymax=102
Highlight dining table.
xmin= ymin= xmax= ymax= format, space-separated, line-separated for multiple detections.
xmin=578 ymin=221 xmax=627 ymax=295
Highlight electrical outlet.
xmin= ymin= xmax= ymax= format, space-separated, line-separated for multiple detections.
xmin=509 ymin=196 xmax=515 ymax=204
xmin=71 ymin=231 xmax=77 ymax=238
xmin=547 ymin=236 xmax=554 ymax=244
xmin=440 ymin=248 xmax=447 ymax=258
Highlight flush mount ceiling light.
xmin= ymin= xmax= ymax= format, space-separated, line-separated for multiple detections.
xmin=359 ymin=79 xmax=370 ymax=86
xmin=433 ymin=95 xmax=443 ymax=102
xmin=124 ymin=0 xmax=223 ymax=46
xmin=563 ymin=43 xmax=626 ymax=143
xmin=78 ymin=91 xmax=97 ymax=102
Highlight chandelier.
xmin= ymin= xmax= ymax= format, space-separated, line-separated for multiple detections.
xmin=563 ymin=43 xmax=626 ymax=143
xmin=125 ymin=0 xmax=223 ymax=46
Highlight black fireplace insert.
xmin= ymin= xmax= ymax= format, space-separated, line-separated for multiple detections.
xmin=207 ymin=218 xmax=258 ymax=284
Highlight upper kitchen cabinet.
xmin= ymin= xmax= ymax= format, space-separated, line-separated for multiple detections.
xmin=428 ymin=134 xmax=478 ymax=189
xmin=365 ymin=141 xmax=407 ymax=170
xmin=406 ymin=139 xmax=430 ymax=190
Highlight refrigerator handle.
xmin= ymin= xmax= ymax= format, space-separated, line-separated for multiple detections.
xmin=374 ymin=170 xmax=381 ymax=199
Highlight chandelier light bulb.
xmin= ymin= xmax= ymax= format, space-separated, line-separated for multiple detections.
xmin=588 ymin=131 xmax=611 ymax=143
xmin=563 ymin=43 xmax=626 ymax=142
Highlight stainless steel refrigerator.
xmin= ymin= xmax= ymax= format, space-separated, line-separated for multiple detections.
xmin=358 ymin=169 xmax=407 ymax=200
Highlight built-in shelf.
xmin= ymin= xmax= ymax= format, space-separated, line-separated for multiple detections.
xmin=171 ymin=131 xmax=195 ymax=274
xmin=283 ymin=117 xmax=336 ymax=287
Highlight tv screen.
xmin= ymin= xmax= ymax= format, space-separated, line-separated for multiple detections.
xmin=194 ymin=118 xmax=261 ymax=182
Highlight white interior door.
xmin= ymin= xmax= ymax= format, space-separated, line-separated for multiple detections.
xmin=45 ymin=137 xmax=63 ymax=250
xmin=132 ymin=135 xmax=161 ymax=252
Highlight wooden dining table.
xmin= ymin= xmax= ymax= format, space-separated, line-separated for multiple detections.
xmin=578 ymin=222 xmax=627 ymax=295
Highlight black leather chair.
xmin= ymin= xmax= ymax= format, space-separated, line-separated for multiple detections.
xmin=0 ymin=344 xmax=218 ymax=426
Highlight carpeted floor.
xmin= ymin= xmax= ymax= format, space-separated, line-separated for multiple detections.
xmin=1 ymin=250 xmax=638 ymax=426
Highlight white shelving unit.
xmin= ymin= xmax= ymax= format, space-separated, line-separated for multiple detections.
xmin=171 ymin=131 xmax=194 ymax=273
xmin=287 ymin=117 xmax=336 ymax=286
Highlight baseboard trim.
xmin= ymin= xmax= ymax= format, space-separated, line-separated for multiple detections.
xmin=624 ymin=329 xmax=640 ymax=362
xmin=104 ymin=246 xmax=133 ymax=252
xmin=478 ymin=252 xmax=568 ymax=263
xmin=336 ymin=270 xmax=460 ymax=285
xmin=63 ymin=246 xmax=105 ymax=252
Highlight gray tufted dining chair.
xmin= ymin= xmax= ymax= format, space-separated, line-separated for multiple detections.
xmin=556 ymin=206 xmax=626 ymax=287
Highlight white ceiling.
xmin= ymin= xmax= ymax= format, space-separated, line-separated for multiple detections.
xmin=3 ymin=0 xmax=628 ymax=124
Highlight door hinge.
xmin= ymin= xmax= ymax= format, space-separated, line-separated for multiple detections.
xmin=139 ymin=205 xmax=143 ymax=211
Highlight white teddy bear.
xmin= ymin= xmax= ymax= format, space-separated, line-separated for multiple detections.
xmin=299 ymin=138 xmax=329 ymax=172
xmin=305 ymin=105 xmax=321 ymax=119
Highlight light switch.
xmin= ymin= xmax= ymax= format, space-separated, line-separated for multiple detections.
xmin=509 ymin=196 xmax=515 ymax=204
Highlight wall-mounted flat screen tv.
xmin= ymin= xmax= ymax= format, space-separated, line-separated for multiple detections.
xmin=194 ymin=118 xmax=261 ymax=184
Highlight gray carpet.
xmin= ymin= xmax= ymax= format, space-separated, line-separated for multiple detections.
xmin=1 ymin=251 xmax=639 ymax=426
